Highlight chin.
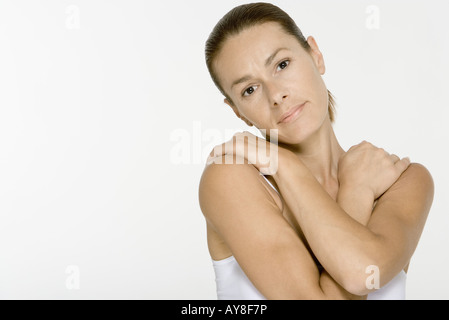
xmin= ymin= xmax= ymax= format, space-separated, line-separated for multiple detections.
xmin=277 ymin=130 xmax=310 ymax=146
xmin=282 ymin=121 xmax=314 ymax=140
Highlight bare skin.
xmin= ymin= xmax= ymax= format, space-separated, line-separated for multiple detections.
xmin=199 ymin=22 xmax=434 ymax=299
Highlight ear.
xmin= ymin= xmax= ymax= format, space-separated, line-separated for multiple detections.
xmin=224 ymin=98 xmax=253 ymax=127
xmin=306 ymin=36 xmax=326 ymax=75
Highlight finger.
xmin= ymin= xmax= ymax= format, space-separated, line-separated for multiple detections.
xmin=347 ymin=142 xmax=363 ymax=151
xmin=357 ymin=140 xmax=370 ymax=148
xmin=394 ymin=157 xmax=411 ymax=174
xmin=379 ymin=147 xmax=390 ymax=155
xmin=208 ymin=144 xmax=224 ymax=158
xmin=207 ymin=143 xmax=231 ymax=165
xmin=235 ymin=131 xmax=251 ymax=138
xmin=390 ymin=154 xmax=400 ymax=163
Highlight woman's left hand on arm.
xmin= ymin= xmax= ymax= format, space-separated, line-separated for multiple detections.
xmin=265 ymin=141 xmax=434 ymax=296
xmin=336 ymin=141 xmax=411 ymax=225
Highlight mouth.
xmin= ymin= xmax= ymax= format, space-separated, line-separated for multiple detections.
xmin=278 ymin=102 xmax=306 ymax=124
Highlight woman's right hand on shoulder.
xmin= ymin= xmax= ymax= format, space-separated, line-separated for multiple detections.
xmin=338 ymin=141 xmax=411 ymax=200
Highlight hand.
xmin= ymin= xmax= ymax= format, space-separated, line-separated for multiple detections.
xmin=206 ymin=131 xmax=281 ymax=175
xmin=338 ymin=141 xmax=411 ymax=200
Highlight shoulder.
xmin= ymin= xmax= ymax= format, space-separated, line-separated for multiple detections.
xmin=404 ymin=162 xmax=432 ymax=178
xmin=396 ymin=162 xmax=434 ymax=197
xmin=200 ymin=154 xmax=254 ymax=179
xmin=378 ymin=162 xmax=434 ymax=224
xmin=199 ymin=155 xmax=257 ymax=196
xmin=198 ymin=155 xmax=270 ymax=216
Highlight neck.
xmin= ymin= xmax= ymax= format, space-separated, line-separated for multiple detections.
xmin=278 ymin=118 xmax=345 ymax=188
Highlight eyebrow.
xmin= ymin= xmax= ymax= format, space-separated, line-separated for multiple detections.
xmin=230 ymin=47 xmax=289 ymax=89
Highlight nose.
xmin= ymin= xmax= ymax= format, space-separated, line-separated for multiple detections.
xmin=266 ymin=81 xmax=288 ymax=107
xmin=274 ymin=94 xmax=288 ymax=106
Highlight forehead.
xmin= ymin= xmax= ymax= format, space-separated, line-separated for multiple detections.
xmin=214 ymin=22 xmax=302 ymax=88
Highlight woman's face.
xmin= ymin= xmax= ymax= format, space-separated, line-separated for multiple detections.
xmin=214 ymin=22 xmax=330 ymax=144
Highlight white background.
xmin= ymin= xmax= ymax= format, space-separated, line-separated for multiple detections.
xmin=0 ymin=0 xmax=448 ymax=299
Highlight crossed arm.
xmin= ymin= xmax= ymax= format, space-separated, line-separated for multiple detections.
xmin=273 ymin=148 xmax=433 ymax=295
xmin=199 ymin=144 xmax=434 ymax=299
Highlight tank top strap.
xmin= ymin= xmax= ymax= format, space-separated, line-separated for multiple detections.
xmin=260 ymin=173 xmax=280 ymax=195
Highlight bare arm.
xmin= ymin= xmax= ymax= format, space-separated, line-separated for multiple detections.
xmin=199 ymin=155 xmax=362 ymax=299
xmin=336 ymin=184 xmax=375 ymax=226
xmin=272 ymin=147 xmax=434 ymax=295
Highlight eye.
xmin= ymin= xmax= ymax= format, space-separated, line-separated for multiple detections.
xmin=242 ymin=85 xmax=258 ymax=97
xmin=276 ymin=59 xmax=290 ymax=71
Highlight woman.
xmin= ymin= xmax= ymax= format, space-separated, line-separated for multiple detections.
xmin=198 ymin=2 xmax=434 ymax=300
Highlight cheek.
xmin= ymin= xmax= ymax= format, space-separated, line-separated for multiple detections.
xmin=294 ymin=67 xmax=328 ymax=110
xmin=240 ymin=94 xmax=267 ymax=114
xmin=292 ymin=72 xmax=329 ymax=126
xmin=235 ymin=100 xmax=266 ymax=125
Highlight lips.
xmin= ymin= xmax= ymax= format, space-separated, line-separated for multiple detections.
xmin=278 ymin=102 xmax=306 ymax=124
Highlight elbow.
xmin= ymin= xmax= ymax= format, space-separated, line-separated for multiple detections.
xmin=342 ymin=255 xmax=406 ymax=296
xmin=340 ymin=257 xmax=383 ymax=296
xmin=341 ymin=272 xmax=375 ymax=296
xmin=339 ymin=235 xmax=388 ymax=296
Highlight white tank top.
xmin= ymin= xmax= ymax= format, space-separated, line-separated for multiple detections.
xmin=211 ymin=174 xmax=407 ymax=300
xmin=212 ymin=255 xmax=406 ymax=300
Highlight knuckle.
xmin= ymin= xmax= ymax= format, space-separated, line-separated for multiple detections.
xmin=233 ymin=132 xmax=244 ymax=139
xmin=232 ymin=134 xmax=243 ymax=143
xmin=361 ymin=141 xmax=374 ymax=150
